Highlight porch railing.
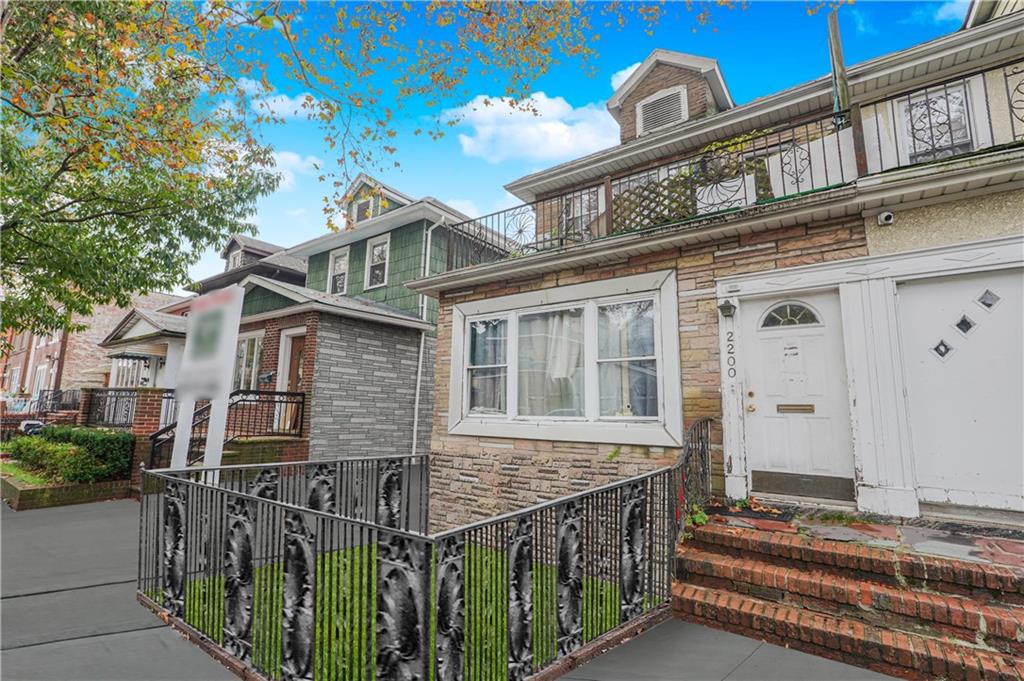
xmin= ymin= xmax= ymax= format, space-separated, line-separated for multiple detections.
xmin=148 ymin=389 xmax=306 ymax=468
xmin=36 ymin=388 xmax=82 ymax=414
xmin=87 ymin=388 xmax=138 ymax=428
xmin=138 ymin=454 xmax=684 ymax=681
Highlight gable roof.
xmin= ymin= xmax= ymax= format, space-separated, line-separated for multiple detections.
xmin=220 ymin=234 xmax=284 ymax=259
xmin=240 ymin=275 xmax=432 ymax=330
xmin=343 ymin=173 xmax=416 ymax=208
xmin=606 ymin=50 xmax=734 ymax=120
xmin=285 ymin=197 xmax=472 ymax=258
xmin=100 ymin=308 xmax=188 ymax=348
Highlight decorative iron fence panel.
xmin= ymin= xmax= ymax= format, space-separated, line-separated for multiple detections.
xmin=139 ymin=456 xmax=683 ymax=681
xmin=36 ymin=388 xmax=82 ymax=414
xmin=681 ymin=418 xmax=715 ymax=510
xmin=87 ymin=388 xmax=137 ymax=428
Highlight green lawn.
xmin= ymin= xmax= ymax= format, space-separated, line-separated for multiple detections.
xmin=161 ymin=543 xmax=624 ymax=680
xmin=0 ymin=461 xmax=49 ymax=487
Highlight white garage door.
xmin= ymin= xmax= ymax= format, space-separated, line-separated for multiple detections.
xmin=898 ymin=268 xmax=1024 ymax=511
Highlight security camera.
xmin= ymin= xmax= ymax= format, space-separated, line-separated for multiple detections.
xmin=876 ymin=211 xmax=895 ymax=227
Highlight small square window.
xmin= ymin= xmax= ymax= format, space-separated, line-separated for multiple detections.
xmin=954 ymin=315 xmax=976 ymax=336
xmin=976 ymin=289 xmax=1001 ymax=310
xmin=931 ymin=340 xmax=953 ymax=359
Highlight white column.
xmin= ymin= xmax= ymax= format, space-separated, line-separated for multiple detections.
xmin=717 ymin=296 xmax=748 ymax=501
xmin=839 ymin=279 xmax=920 ymax=517
xmin=201 ymin=398 xmax=229 ymax=470
xmin=169 ymin=398 xmax=196 ymax=469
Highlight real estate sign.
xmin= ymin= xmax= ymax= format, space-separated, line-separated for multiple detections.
xmin=170 ymin=285 xmax=244 ymax=469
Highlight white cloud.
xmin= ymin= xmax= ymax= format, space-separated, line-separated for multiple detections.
xmin=253 ymin=92 xmax=318 ymax=119
xmin=610 ymin=62 xmax=642 ymax=91
xmin=848 ymin=8 xmax=877 ymax=35
xmin=236 ymin=77 xmax=266 ymax=96
xmin=271 ymin=151 xmax=321 ymax=191
xmin=446 ymin=92 xmax=618 ymax=164
xmin=901 ymin=0 xmax=968 ymax=25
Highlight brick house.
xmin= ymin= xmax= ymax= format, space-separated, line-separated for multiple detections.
xmin=409 ymin=10 xmax=1024 ymax=528
xmin=103 ymin=177 xmax=497 ymax=462
xmin=0 ymin=292 xmax=184 ymax=402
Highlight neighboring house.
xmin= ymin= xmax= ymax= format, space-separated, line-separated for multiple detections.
xmin=409 ymin=9 xmax=1024 ymax=527
xmin=0 ymin=292 xmax=185 ymax=402
xmin=102 ymin=176 xmax=490 ymax=460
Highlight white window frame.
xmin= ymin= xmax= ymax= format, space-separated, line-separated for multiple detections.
xmin=635 ymin=85 xmax=688 ymax=137
xmin=448 ymin=270 xmax=683 ymax=446
xmin=364 ymin=233 xmax=391 ymax=290
xmin=233 ymin=330 xmax=265 ymax=391
xmin=228 ymin=250 xmax=243 ymax=269
xmin=328 ymin=246 xmax=350 ymax=295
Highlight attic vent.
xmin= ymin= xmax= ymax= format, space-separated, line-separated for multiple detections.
xmin=636 ymin=85 xmax=688 ymax=136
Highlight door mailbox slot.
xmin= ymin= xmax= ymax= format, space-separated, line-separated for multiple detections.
xmin=776 ymin=404 xmax=815 ymax=414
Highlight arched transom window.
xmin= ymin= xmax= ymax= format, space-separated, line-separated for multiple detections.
xmin=761 ymin=302 xmax=819 ymax=328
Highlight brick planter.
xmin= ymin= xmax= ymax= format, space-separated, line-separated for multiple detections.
xmin=1 ymin=474 xmax=130 ymax=511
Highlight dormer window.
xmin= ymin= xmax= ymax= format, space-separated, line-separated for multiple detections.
xmin=228 ymin=250 xmax=243 ymax=269
xmin=636 ymin=85 xmax=688 ymax=137
xmin=328 ymin=246 xmax=350 ymax=295
xmin=355 ymin=198 xmax=373 ymax=223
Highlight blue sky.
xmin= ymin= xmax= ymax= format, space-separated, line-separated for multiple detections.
xmin=188 ymin=0 xmax=971 ymax=284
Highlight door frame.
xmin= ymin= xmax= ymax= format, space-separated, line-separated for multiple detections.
xmin=275 ymin=326 xmax=307 ymax=392
xmin=715 ymin=235 xmax=1022 ymax=518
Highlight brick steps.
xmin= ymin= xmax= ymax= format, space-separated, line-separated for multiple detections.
xmin=673 ymin=581 xmax=1024 ymax=680
xmin=691 ymin=523 xmax=1024 ymax=603
xmin=671 ymin=524 xmax=1024 ymax=679
xmin=678 ymin=545 xmax=1024 ymax=654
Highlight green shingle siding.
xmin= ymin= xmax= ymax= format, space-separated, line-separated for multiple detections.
xmin=242 ymin=287 xmax=295 ymax=316
xmin=305 ymin=251 xmax=329 ymax=292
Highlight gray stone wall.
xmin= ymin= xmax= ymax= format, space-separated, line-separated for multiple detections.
xmin=310 ymin=314 xmax=434 ymax=459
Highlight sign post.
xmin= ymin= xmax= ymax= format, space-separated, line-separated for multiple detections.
xmin=170 ymin=285 xmax=244 ymax=470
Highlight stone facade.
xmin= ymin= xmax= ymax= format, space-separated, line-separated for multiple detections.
xmin=310 ymin=314 xmax=433 ymax=460
xmin=429 ymin=215 xmax=868 ymax=530
xmin=617 ymin=63 xmax=710 ymax=142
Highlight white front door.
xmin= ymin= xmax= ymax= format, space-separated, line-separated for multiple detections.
xmin=742 ymin=291 xmax=855 ymax=500
xmin=898 ymin=268 xmax=1024 ymax=512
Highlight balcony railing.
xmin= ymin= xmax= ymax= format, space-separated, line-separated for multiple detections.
xmin=87 ymin=388 xmax=138 ymax=428
xmin=138 ymin=453 xmax=688 ymax=681
xmin=36 ymin=388 xmax=81 ymax=414
xmin=443 ymin=60 xmax=1024 ymax=273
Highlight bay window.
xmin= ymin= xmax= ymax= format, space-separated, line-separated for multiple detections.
xmin=450 ymin=271 xmax=682 ymax=446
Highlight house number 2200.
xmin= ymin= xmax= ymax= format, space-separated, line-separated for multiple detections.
xmin=725 ymin=331 xmax=737 ymax=378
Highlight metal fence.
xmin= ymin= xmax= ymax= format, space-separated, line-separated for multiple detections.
xmin=149 ymin=390 xmax=306 ymax=468
xmin=87 ymin=388 xmax=137 ymax=428
xmin=681 ymin=418 xmax=715 ymax=510
xmin=36 ymin=388 xmax=82 ymax=414
xmin=138 ymin=454 xmax=686 ymax=681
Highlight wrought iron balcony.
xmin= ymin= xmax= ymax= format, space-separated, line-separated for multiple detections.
xmin=442 ymin=60 xmax=1024 ymax=273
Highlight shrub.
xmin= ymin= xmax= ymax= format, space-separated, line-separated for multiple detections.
xmin=41 ymin=426 xmax=134 ymax=480
xmin=5 ymin=437 xmax=88 ymax=482
xmin=6 ymin=436 xmax=58 ymax=471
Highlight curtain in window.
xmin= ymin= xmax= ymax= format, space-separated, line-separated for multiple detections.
xmin=468 ymin=319 xmax=507 ymax=415
xmin=517 ymin=308 xmax=584 ymax=417
xmin=598 ymin=301 xmax=658 ymax=417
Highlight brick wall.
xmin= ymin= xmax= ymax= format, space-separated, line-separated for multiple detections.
xmin=61 ymin=291 xmax=184 ymax=389
xmin=429 ymin=215 xmax=868 ymax=530
xmin=309 ymin=314 xmax=433 ymax=460
xmin=618 ymin=63 xmax=710 ymax=143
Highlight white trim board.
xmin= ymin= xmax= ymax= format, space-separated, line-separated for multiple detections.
xmin=448 ymin=270 xmax=684 ymax=447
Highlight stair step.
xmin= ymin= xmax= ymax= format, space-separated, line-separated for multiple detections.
xmin=692 ymin=523 xmax=1024 ymax=601
xmin=677 ymin=544 xmax=1024 ymax=654
xmin=673 ymin=581 xmax=1024 ymax=680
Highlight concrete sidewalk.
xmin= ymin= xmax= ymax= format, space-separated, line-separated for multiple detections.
xmin=563 ymin=619 xmax=891 ymax=681
xmin=1 ymin=500 xmax=234 ymax=681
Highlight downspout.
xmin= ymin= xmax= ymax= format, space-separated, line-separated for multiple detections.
xmin=411 ymin=217 xmax=445 ymax=455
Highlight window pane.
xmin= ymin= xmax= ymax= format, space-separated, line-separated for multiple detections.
xmin=331 ymin=273 xmax=346 ymax=294
xmin=371 ymin=242 xmax=388 ymax=264
xmin=241 ymin=338 xmax=256 ymax=390
xmin=469 ymin=319 xmax=507 ymax=366
xmin=598 ymin=300 xmax=655 ymax=359
xmin=252 ymin=338 xmax=263 ymax=388
xmin=517 ymin=308 xmax=584 ymax=417
xmin=332 ymin=252 xmax=348 ymax=274
xmin=233 ymin=340 xmax=246 ymax=390
xmin=468 ymin=367 xmax=507 ymax=415
xmin=599 ymin=360 xmax=658 ymax=417
xmin=368 ymin=263 xmax=386 ymax=287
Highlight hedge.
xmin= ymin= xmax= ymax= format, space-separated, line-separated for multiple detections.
xmin=41 ymin=426 xmax=135 ymax=480
xmin=5 ymin=427 xmax=135 ymax=485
